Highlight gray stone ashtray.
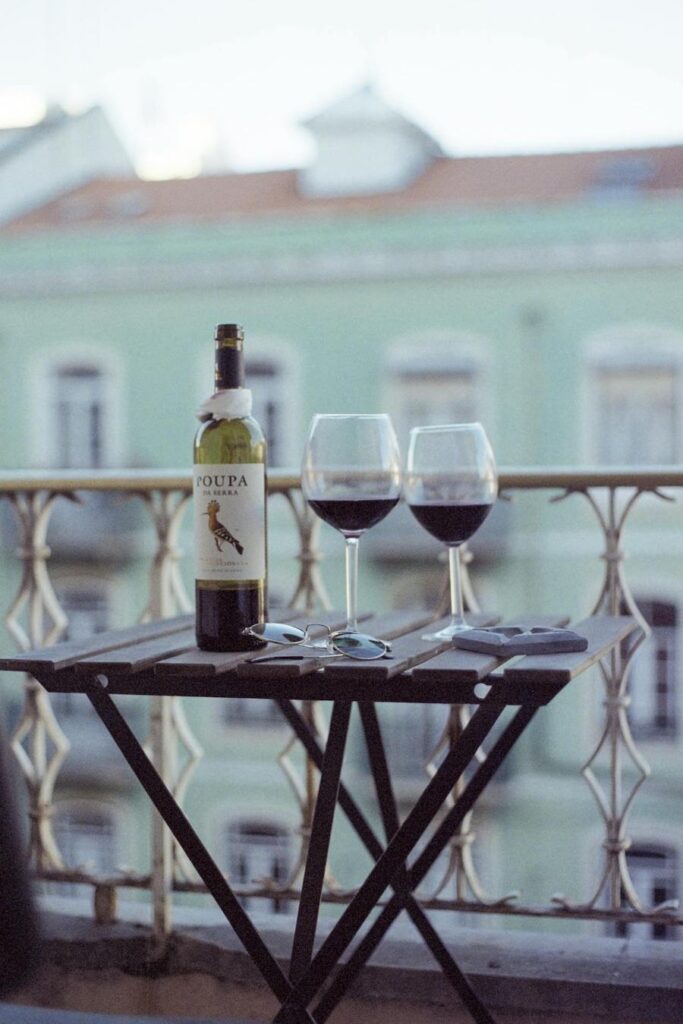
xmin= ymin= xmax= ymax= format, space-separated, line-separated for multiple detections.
xmin=452 ymin=626 xmax=589 ymax=656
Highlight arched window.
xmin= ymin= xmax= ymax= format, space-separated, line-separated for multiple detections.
xmin=383 ymin=332 xmax=489 ymax=447
xmin=51 ymin=580 xmax=111 ymax=722
xmin=583 ymin=326 xmax=683 ymax=465
xmin=625 ymin=598 xmax=678 ymax=740
xmin=613 ymin=844 xmax=678 ymax=941
xmin=225 ymin=817 xmax=293 ymax=913
xmin=223 ymin=695 xmax=282 ymax=727
xmin=245 ymin=355 xmax=288 ymax=467
xmin=198 ymin=339 xmax=298 ymax=468
xmin=245 ymin=348 xmax=299 ymax=468
xmin=60 ymin=580 xmax=111 ymax=639
xmin=52 ymin=802 xmax=120 ymax=898
xmin=380 ymin=704 xmax=449 ymax=780
xmin=37 ymin=353 xmax=122 ymax=468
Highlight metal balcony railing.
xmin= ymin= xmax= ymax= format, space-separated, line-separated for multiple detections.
xmin=1 ymin=467 xmax=681 ymax=939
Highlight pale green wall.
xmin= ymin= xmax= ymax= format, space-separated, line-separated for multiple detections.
xmin=1 ymin=190 xmax=683 ymax=932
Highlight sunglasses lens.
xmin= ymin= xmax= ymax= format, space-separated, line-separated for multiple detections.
xmin=244 ymin=622 xmax=307 ymax=644
xmin=332 ymin=632 xmax=388 ymax=660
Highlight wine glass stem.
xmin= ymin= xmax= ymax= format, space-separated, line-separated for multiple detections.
xmin=344 ymin=535 xmax=360 ymax=632
xmin=448 ymin=544 xmax=466 ymax=629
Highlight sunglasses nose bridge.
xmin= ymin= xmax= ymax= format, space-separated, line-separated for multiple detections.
xmin=301 ymin=622 xmax=332 ymax=644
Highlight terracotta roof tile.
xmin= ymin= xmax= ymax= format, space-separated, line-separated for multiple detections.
xmin=4 ymin=143 xmax=683 ymax=234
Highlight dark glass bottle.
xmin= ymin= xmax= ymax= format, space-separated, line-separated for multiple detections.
xmin=194 ymin=324 xmax=267 ymax=650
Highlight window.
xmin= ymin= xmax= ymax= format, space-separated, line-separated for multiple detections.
xmin=52 ymin=803 xmax=119 ymax=897
xmin=596 ymin=365 xmax=677 ymax=465
xmin=51 ymin=582 xmax=110 ymax=721
xmin=246 ymin=354 xmax=284 ymax=462
xmin=198 ymin=338 xmax=298 ymax=467
xmin=54 ymin=364 xmax=106 ymax=467
xmin=384 ymin=334 xmax=486 ymax=447
xmin=381 ymin=704 xmax=450 ymax=779
xmin=245 ymin=352 xmax=299 ymax=464
xmin=61 ymin=583 xmax=110 ymax=640
xmin=614 ymin=844 xmax=678 ymax=940
xmin=42 ymin=356 xmax=121 ymax=469
xmin=225 ymin=818 xmax=293 ymax=913
xmin=591 ymin=155 xmax=657 ymax=198
xmin=583 ymin=326 xmax=683 ymax=466
xmin=223 ymin=696 xmax=283 ymax=727
xmin=624 ymin=599 xmax=677 ymax=740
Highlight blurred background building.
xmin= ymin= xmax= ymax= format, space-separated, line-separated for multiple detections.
xmin=1 ymin=75 xmax=682 ymax=996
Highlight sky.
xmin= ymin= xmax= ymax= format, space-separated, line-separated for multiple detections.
xmin=1 ymin=0 xmax=682 ymax=179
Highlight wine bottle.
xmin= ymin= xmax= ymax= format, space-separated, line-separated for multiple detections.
xmin=194 ymin=324 xmax=267 ymax=650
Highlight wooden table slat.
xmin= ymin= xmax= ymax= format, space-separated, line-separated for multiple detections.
xmin=0 ymin=615 xmax=193 ymax=674
xmin=502 ymin=615 xmax=638 ymax=686
xmin=411 ymin=615 xmax=570 ymax=685
xmin=2 ymin=611 xmax=638 ymax=708
xmin=235 ymin=606 xmax=438 ymax=679
xmin=154 ymin=609 xmax=313 ymax=677
xmin=156 ymin=609 xmax=371 ymax=678
xmin=75 ymin=629 xmax=198 ymax=675
xmin=319 ymin=612 xmax=501 ymax=682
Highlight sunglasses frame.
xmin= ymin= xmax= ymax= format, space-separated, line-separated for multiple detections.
xmin=242 ymin=622 xmax=391 ymax=660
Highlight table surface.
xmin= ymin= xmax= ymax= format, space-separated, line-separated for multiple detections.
xmin=0 ymin=609 xmax=637 ymax=706
xmin=0 ymin=609 xmax=640 ymax=1024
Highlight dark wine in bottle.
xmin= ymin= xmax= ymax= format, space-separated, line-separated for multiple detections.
xmin=307 ymin=496 xmax=399 ymax=534
xmin=194 ymin=324 xmax=267 ymax=650
xmin=408 ymin=502 xmax=492 ymax=545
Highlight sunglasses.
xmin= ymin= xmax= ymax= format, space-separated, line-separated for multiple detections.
xmin=242 ymin=622 xmax=391 ymax=660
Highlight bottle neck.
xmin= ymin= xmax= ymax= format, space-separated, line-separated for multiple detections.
xmin=215 ymin=339 xmax=245 ymax=390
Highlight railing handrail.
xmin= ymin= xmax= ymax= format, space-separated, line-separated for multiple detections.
xmin=1 ymin=464 xmax=683 ymax=493
xmin=2 ymin=463 xmax=681 ymax=936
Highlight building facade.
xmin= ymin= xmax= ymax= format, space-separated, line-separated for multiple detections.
xmin=1 ymin=87 xmax=682 ymax=936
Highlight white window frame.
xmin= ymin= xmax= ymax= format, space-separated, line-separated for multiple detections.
xmin=51 ymin=799 xmax=123 ymax=897
xmin=615 ymin=842 xmax=679 ymax=941
xmin=626 ymin=597 xmax=678 ymax=741
xmin=582 ymin=822 xmax=681 ymax=941
xmin=31 ymin=346 xmax=124 ymax=468
xmin=223 ymin=696 xmax=283 ymax=728
xmin=382 ymin=330 xmax=492 ymax=449
xmin=379 ymin=702 xmax=450 ymax=780
xmin=223 ymin=816 xmax=293 ymax=913
xmin=50 ymin=577 xmax=113 ymax=721
xmin=581 ymin=325 xmax=683 ymax=466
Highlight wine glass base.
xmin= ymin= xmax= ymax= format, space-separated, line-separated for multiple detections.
xmin=422 ymin=621 xmax=471 ymax=641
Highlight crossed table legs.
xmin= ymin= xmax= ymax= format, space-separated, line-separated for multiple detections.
xmin=86 ymin=680 xmax=536 ymax=1024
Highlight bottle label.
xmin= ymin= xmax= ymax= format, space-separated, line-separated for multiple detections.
xmin=194 ymin=464 xmax=266 ymax=581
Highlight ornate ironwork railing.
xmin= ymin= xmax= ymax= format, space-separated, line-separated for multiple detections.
xmin=1 ymin=467 xmax=681 ymax=938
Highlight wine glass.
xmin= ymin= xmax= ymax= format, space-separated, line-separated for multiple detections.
xmin=405 ymin=422 xmax=497 ymax=640
xmin=301 ymin=414 xmax=402 ymax=633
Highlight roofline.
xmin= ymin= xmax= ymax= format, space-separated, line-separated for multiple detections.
xmin=0 ymin=105 xmax=105 ymax=168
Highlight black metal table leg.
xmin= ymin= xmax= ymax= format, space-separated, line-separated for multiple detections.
xmin=85 ymin=676 xmax=536 ymax=1024
xmin=313 ymin=704 xmax=538 ymax=1023
xmin=85 ymin=682 xmax=316 ymax=1022
xmin=282 ymin=698 xmax=506 ymax=1013
xmin=278 ymin=695 xmax=486 ymax=1011
xmin=276 ymin=698 xmax=385 ymax=857
xmin=288 ymin=700 xmax=352 ymax=984
xmin=358 ymin=702 xmax=498 ymax=1024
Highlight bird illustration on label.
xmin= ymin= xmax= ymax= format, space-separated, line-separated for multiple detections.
xmin=203 ymin=499 xmax=244 ymax=555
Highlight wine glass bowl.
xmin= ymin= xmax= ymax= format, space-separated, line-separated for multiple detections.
xmin=405 ymin=422 xmax=497 ymax=639
xmin=301 ymin=414 xmax=402 ymax=632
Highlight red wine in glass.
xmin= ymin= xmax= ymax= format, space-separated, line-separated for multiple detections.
xmin=405 ymin=423 xmax=497 ymax=640
xmin=308 ymin=497 xmax=400 ymax=535
xmin=302 ymin=414 xmax=402 ymax=632
xmin=408 ymin=502 xmax=492 ymax=546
